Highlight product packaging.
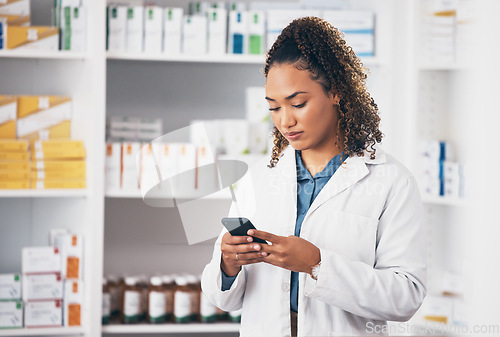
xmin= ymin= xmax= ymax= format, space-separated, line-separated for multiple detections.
xmin=121 ymin=142 xmax=141 ymax=190
xmin=107 ymin=6 xmax=127 ymax=52
xmin=0 ymin=95 xmax=17 ymax=139
xmin=6 ymin=26 xmax=59 ymax=50
xmin=22 ymin=246 xmax=61 ymax=274
xmin=0 ymin=0 xmax=30 ymax=16
xmin=223 ymin=120 xmax=250 ymax=155
xmin=105 ymin=142 xmax=121 ymax=191
xmin=60 ymin=6 xmax=86 ymax=52
xmin=0 ymin=14 xmax=30 ymax=26
xmin=25 ymin=300 xmax=63 ymax=327
xmin=125 ymin=6 xmax=144 ymax=53
xmin=144 ymin=6 xmax=163 ymax=54
xmin=0 ymin=301 xmax=23 ymax=328
xmin=22 ymin=273 xmax=63 ymax=301
xmin=0 ymin=273 xmax=21 ymax=300
xmin=227 ymin=10 xmax=247 ymax=54
xmin=54 ymin=233 xmax=83 ymax=279
xmin=183 ymin=15 xmax=207 ymax=54
xmin=163 ymin=7 xmax=183 ymax=54
xmin=247 ymin=10 xmax=265 ymax=54
xmin=64 ymin=279 xmax=83 ymax=326
xmin=266 ymin=9 xmax=315 ymax=50
xmin=207 ymin=8 xmax=227 ymax=54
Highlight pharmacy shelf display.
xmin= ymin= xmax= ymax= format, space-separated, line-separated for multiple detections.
xmin=0 ymin=189 xmax=88 ymax=198
xmin=0 ymin=50 xmax=88 ymax=60
xmin=0 ymin=327 xmax=85 ymax=337
xmin=102 ymin=323 xmax=240 ymax=334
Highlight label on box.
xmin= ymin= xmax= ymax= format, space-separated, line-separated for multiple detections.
xmin=54 ymin=234 xmax=83 ymax=279
xmin=22 ymin=246 xmax=61 ymax=274
xmin=0 ymin=273 xmax=21 ymax=300
xmin=64 ymin=279 xmax=83 ymax=326
xmin=23 ymin=273 xmax=63 ymax=301
xmin=0 ymin=301 xmax=23 ymax=328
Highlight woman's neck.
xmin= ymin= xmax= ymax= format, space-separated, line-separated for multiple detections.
xmin=300 ymin=146 xmax=342 ymax=177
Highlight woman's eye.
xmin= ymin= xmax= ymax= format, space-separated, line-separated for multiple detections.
xmin=292 ymin=102 xmax=307 ymax=108
xmin=269 ymin=107 xmax=280 ymax=112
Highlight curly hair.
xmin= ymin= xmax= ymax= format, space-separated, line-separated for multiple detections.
xmin=265 ymin=16 xmax=383 ymax=168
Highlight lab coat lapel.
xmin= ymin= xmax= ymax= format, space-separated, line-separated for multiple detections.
xmin=307 ymin=155 xmax=369 ymax=216
xmin=274 ymin=146 xmax=297 ymax=234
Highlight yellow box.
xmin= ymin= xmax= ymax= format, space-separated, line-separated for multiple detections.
xmin=0 ymin=14 xmax=29 ymax=26
xmin=0 ymin=139 xmax=28 ymax=152
xmin=22 ymin=121 xmax=71 ymax=147
xmin=6 ymin=26 xmax=59 ymax=50
xmin=0 ymin=151 xmax=29 ymax=161
xmin=32 ymin=159 xmax=85 ymax=171
xmin=0 ymin=180 xmax=30 ymax=189
xmin=17 ymin=96 xmax=70 ymax=119
xmin=34 ymin=179 xmax=86 ymax=189
xmin=32 ymin=147 xmax=86 ymax=160
xmin=34 ymin=140 xmax=84 ymax=152
xmin=0 ymin=96 xmax=17 ymax=139
xmin=0 ymin=161 xmax=30 ymax=171
xmin=32 ymin=169 xmax=86 ymax=181
xmin=0 ymin=170 xmax=30 ymax=181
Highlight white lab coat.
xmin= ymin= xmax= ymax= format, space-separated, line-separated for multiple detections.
xmin=201 ymin=146 xmax=426 ymax=336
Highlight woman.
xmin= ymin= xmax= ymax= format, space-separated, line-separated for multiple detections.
xmin=201 ymin=17 xmax=426 ymax=336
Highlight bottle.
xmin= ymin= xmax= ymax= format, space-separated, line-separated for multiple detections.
xmin=229 ymin=309 xmax=242 ymax=323
xmin=200 ymin=291 xmax=217 ymax=323
xmin=186 ymin=274 xmax=200 ymax=322
xmin=216 ymin=306 xmax=228 ymax=321
xmin=174 ymin=275 xmax=192 ymax=323
xmin=107 ymin=275 xmax=121 ymax=319
xmin=162 ymin=275 xmax=174 ymax=322
xmin=122 ymin=276 xmax=141 ymax=324
xmin=138 ymin=275 xmax=148 ymax=322
xmin=148 ymin=276 xmax=167 ymax=324
xmin=102 ymin=278 xmax=111 ymax=325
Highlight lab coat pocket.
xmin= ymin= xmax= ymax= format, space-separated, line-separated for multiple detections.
xmin=239 ymin=324 xmax=263 ymax=337
xmin=323 ymin=211 xmax=379 ymax=265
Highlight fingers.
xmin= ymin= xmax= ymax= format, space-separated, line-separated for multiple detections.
xmin=248 ymin=229 xmax=280 ymax=244
xmin=222 ymin=232 xmax=254 ymax=245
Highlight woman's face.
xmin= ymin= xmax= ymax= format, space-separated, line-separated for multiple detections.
xmin=265 ymin=63 xmax=340 ymax=154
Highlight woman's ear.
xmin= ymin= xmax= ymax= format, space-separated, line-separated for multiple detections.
xmin=330 ymin=91 xmax=341 ymax=105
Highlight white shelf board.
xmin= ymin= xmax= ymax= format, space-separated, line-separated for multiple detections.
xmin=417 ymin=62 xmax=472 ymax=71
xmin=102 ymin=323 xmax=240 ymax=334
xmin=0 ymin=50 xmax=88 ymax=60
xmin=0 ymin=327 xmax=85 ymax=336
xmin=422 ymin=195 xmax=466 ymax=207
xmin=105 ymin=188 xmax=231 ymax=200
xmin=0 ymin=189 xmax=88 ymax=198
xmin=107 ymin=52 xmax=384 ymax=67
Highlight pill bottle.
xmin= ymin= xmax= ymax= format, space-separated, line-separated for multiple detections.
xmin=216 ymin=306 xmax=228 ymax=321
xmin=162 ymin=275 xmax=174 ymax=322
xmin=186 ymin=274 xmax=200 ymax=322
xmin=106 ymin=275 xmax=119 ymax=318
xmin=140 ymin=275 xmax=150 ymax=322
xmin=200 ymin=291 xmax=217 ymax=323
xmin=102 ymin=278 xmax=111 ymax=325
xmin=148 ymin=276 xmax=167 ymax=324
xmin=174 ymin=275 xmax=192 ymax=323
xmin=122 ymin=276 xmax=141 ymax=324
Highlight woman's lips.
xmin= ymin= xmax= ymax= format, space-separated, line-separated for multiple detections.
xmin=284 ymin=131 xmax=303 ymax=141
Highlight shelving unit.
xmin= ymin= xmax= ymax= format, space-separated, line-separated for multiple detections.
xmin=102 ymin=323 xmax=240 ymax=334
xmin=0 ymin=189 xmax=88 ymax=198
xmin=0 ymin=50 xmax=88 ymax=60
xmin=0 ymin=327 xmax=85 ymax=336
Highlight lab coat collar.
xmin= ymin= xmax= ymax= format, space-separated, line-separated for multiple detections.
xmin=275 ymin=145 xmax=387 ymax=219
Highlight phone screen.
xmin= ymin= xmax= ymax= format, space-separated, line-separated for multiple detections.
xmin=221 ymin=217 xmax=267 ymax=244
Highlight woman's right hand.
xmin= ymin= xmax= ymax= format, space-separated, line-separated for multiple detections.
xmin=220 ymin=231 xmax=267 ymax=277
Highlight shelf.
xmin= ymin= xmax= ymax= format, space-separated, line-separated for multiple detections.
xmin=106 ymin=52 xmax=383 ymax=66
xmin=105 ymin=188 xmax=231 ymax=200
xmin=0 ymin=327 xmax=85 ymax=336
xmin=417 ymin=62 xmax=472 ymax=71
xmin=0 ymin=50 xmax=88 ymax=60
xmin=422 ymin=195 xmax=466 ymax=207
xmin=0 ymin=189 xmax=88 ymax=198
xmin=102 ymin=323 xmax=240 ymax=334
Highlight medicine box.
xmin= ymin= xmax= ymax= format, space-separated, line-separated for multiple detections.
xmin=0 ymin=0 xmax=30 ymax=16
xmin=183 ymin=15 xmax=207 ymax=54
xmin=163 ymin=7 xmax=183 ymax=54
xmin=125 ymin=6 xmax=144 ymax=53
xmin=0 ymin=301 xmax=23 ymax=328
xmin=207 ymin=8 xmax=227 ymax=54
xmin=22 ymin=246 xmax=61 ymax=274
xmin=223 ymin=120 xmax=250 ymax=155
xmin=107 ymin=6 xmax=127 ymax=52
xmin=25 ymin=300 xmax=63 ymax=328
xmin=0 ymin=273 xmax=21 ymax=300
xmin=16 ymin=96 xmax=72 ymax=140
xmin=0 ymin=14 xmax=30 ymax=26
xmin=228 ymin=11 xmax=247 ymax=54
xmin=144 ymin=6 xmax=163 ymax=54
xmin=23 ymin=273 xmax=63 ymax=301
xmin=121 ymin=142 xmax=141 ymax=190
xmin=33 ymin=159 xmax=85 ymax=171
xmin=105 ymin=142 xmax=121 ymax=191
xmin=60 ymin=6 xmax=86 ymax=52
xmin=248 ymin=11 xmax=265 ymax=54
xmin=6 ymin=26 xmax=59 ymax=50
xmin=54 ymin=234 xmax=83 ymax=279
xmin=32 ymin=140 xmax=86 ymax=161
xmin=64 ymin=279 xmax=83 ymax=326
xmin=266 ymin=9 xmax=314 ymax=50
xmin=0 ymin=95 xmax=17 ymax=139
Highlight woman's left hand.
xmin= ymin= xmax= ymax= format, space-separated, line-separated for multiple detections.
xmin=248 ymin=229 xmax=321 ymax=274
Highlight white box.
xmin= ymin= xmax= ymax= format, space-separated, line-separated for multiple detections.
xmin=0 ymin=301 xmax=22 ymax=328
xmin=183 ymin=15 xmax=207 ymax=54
xmin=60 ymin=6 xmax=86 ymax=52
xmin=105 ymin=142 xmax=121 ymax=191
xmin=246 ymin=86 xmax=269 ymax=123
xmin=163 ymin=7 xmax=183 ymax=54
xmin=228 ymin=2 xmax=247 ymax=11
xmin=22 ymin=246 xmax=61 ymax=274
xmin=23 ymin=273 xmax=63 ymax=301
xmin=126 ymin=6 xmax=144 ymax=53
xmin=266 ymin=9 xmax=319 ymax=50
xmin=322 ymin=10 xmax=375 ymax=57
xmin=207 ymin=8 xmax=227 ymax=54
xmin=223 ymin=120 xmax=249 ymax=155
xmin=64 ymin=279 xmax=83 ymax=326
xmin=139 ymin=143 xmax=161 ymax=195
xmin=249 ymin=122 xmax=270 ymax=155
xmin=228 ymin=11 xmax=247 ymax=54
xmin=54 ymin=234 xmax=83 ymax=279
xmin=49 ymin=228 xmax=69 ymax=246
xmin=248 ymin=11 xmax=265 ymax=54
xmin=0 ymin=0 xmax=30 ymax=16
xmin=0 ymin=273 xmax=21 ymax=300
xmin=25 ymin=300 xmax=63 ymax=328
xmin=158 ymin=143 xmax=179 ymax=181
xmin=107 ymin=6 xmax=127 ymax=52
xmin=144 ymin=6 xmax=163 ymax=54
xmin=122 ymin=142 xmax=141 ymax=169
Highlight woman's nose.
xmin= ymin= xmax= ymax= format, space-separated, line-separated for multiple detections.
xmin=281 ymin=108 xmax=296 ymax=128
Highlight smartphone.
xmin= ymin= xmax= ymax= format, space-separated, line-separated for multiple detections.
xmin=221 ymin=217 xmax=268 ymax=244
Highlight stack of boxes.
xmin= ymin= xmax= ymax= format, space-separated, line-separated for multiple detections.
xmin=0 ymin=273 xmax=23 ymax=329
xmin=421 ymin=140 xmax=463 ymax=198
xmin=0 ymin=95 xmax=87 ymax=190
xmin=106 ymin=117 xmax=163 ymax=143
xmin=18 ymin=231 xmax=84 ymax=328
xmin=106 ymin=2 xmax=375 ymax=58
xmin=420 ymin=1 xmax=456 ymax=64
xmin=0 ymin=140 xmax=30 ymax=189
